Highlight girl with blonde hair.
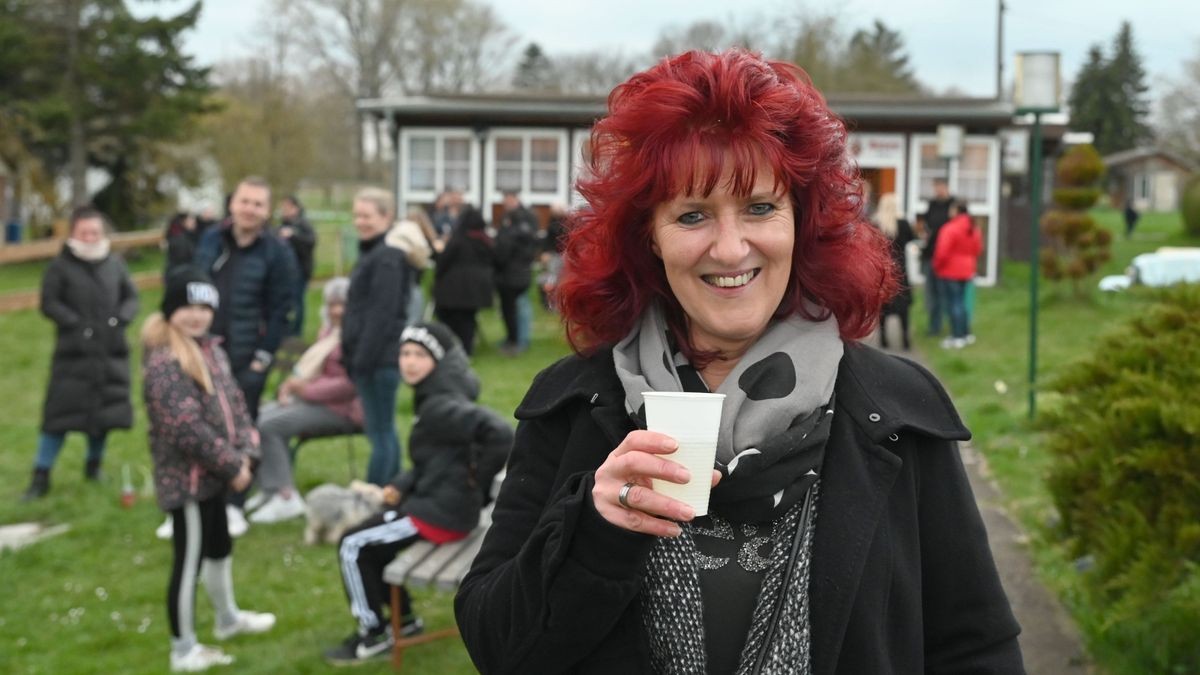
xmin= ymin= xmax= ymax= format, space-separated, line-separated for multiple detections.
xmin=143 ymin=266 xmax=275 ymax=672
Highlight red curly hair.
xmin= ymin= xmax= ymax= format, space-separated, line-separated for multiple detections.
xmin=556 ymin=49 xmax=896 ymax=360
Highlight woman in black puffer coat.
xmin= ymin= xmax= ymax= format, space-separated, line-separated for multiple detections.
xmin=433 ymin=207 xmax=495 ymax=355
xmin=23 ymin=207 xmax=139 ymax=500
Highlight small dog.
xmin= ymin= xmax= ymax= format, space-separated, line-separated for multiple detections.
xmin=303 ymin=480 xmax=386 ymax=545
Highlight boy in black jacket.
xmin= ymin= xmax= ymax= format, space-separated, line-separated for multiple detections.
xmin=324 ymin=322 xmax=513 ymax=665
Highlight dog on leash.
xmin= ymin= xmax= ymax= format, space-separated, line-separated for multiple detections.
xmin=303 ymin=480 xmax=386 ymax=545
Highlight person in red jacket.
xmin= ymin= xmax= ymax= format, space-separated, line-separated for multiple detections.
xmin=932 ymin=201 xmax=983 ymax=348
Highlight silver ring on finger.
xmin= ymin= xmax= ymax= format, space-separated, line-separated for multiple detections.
xmin=618 ymin=482 xmax=637 ymax=509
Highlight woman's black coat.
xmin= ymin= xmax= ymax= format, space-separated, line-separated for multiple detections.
xmin=433 ymin=231 xmax=495 ymax=310
xmin=455 ymin=344 xmax=1024 ymax=674
xmin=39 ymin=246 xmax=139 ymax=435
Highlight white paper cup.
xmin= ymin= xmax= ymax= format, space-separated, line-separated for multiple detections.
xmin=642 ymin=391 xmax=725 ymax=516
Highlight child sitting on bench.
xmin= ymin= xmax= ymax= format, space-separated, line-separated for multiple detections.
xmin=324 ymin=322 xmax=512 ymax=665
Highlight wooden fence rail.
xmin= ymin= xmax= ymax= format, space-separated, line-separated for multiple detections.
xmin=0 ymin=229 xmax=163 ymax=265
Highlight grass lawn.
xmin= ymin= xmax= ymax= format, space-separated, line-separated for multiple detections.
xmin=911 ymin=207 xmax=1197 ymax=674
xmin=0 ymin=263 xmax=570 ymax=674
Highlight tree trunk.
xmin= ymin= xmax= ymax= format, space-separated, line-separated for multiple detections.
xmin=65 ymin=0 xmax=86 ymax=208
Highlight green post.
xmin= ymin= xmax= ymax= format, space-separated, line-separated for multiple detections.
xmin=1028 ymin=115 xmax=1043 ymax=419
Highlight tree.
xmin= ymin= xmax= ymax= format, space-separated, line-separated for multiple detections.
xmin=398 ymin=0 xmax=515 ymax=94
xmin=553 ymin=51 xmax=642 ymax=95
xmin=512 ymin=42 xmax=558 ymax=92
xmin=1068 ymin=22 xmax=1151 ymax=155
xmin=204 ymin=59 xmax=316 ymax=200
xmin=0 ymin=0 xmax=213 ymax=225
xmin=1155 ymin=40 xmax=1200 ymax=166
xmin=648 ymin=13 xmax=924 ymax=95
xmin=1039 ymin=144 xmax=1112 ymax=295
xmin=842 ymin=20 xmax=920 ymax=94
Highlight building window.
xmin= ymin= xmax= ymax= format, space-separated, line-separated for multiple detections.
xmin=494 ymin=137 xmax=523 ymax=192
xmin=408 ymin=137 xmax=437 ymax=191
xmin=530 ymin=138 xmax=560 ymax=193
xmin=491 ymin=132 xmax=565 ymax=197
xmin=959 ymin=142 xmax=992 ymax=204
xmin=443 ymin=138 xmax=471 ymax=192
xmin=918 ymin=141 xmax=948 ymax=199
xmin=406 ymin=133 xmax=476 ymax=196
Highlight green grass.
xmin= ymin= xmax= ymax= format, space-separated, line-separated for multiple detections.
xmin=914 ymin=207 xmax=1197 ymax=674
xmin=0 ymin=275 xmax=570 ymax=674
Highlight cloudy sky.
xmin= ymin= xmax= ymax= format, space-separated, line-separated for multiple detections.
xmin=137 ymin=0 xmax=1197 ymax=98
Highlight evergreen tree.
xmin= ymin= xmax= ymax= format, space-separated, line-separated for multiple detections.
xmin=512 ymin=42 xmax=559 ymax=92
xmin=1106 ymin=21 xmax=1152 ymax=150
xmin=841 ymin=20 xmax=920 ymax=94
xmin=1067 ymin=22 xmax=1151 ymax=155
xmin=2 ymin=0 xmax=213 ymax=224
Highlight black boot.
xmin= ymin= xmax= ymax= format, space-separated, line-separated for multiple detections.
xmin=21 ymin=468 xmax=50 ymax=501
xmin=85 ymin=459 xmax=102 ymax=481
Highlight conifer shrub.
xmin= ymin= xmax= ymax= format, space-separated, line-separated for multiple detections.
xmin=1040 ymin=145 xmax=1112 ymax=293
xmin=1182 ymin=173 xmax=1200 ymax=238
xmin=1045 ymin=286 xmax=1200 ymax=672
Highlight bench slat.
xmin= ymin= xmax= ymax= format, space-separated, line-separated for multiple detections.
xmin=409 ymin=529 xmax=483 ymax=588
xmin=383 ymin=541 xmax=437 ymax=586
xmin=433 ymin=533 xmax=488 ymax=591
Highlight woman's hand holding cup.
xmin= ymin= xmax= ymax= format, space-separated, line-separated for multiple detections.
xmin=592 ymin=430 xmax=721 ymax=538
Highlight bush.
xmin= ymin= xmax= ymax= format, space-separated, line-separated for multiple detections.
xmin=1182 ymin=174 xmax=1200 ymax=237
xmin=1045 ymin=286 xmax=1200 ymax=673
xmin=1041 ymin=145 xmax=1111 ymax=295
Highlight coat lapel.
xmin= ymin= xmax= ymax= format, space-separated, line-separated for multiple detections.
xmin=809 ymin=412 xmax=902 ymax=675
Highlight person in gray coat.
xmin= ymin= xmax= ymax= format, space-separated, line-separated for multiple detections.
xmin=23 ymin=206 xmax=139 ymax=500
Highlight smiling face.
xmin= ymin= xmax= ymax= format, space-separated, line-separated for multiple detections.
xmin=230 ymin=183 xmax=271 ymax=237
xmin=650 ymin=166 xmax=795 ymax=357
xmin=169 ymin=305 xmax=214 ymax=339
xmin=399 ymin=342 xmax=436 ymax=385
xmin=72 ymin=217 xmax=105 ymax=244
xmin=352 ymin=198 xmax=391 ymax=240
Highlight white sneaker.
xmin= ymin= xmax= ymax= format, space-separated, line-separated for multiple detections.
xmin=940 ymin=337 xmax=957 ymax=349
xmin=214 ymin=610 xmax=276 ymax=641
xmin=170 ymin=643 xmax=233 ymax=672
xmin=156 ymin=515 xmax=174 ymax=540
xmin=225 ymin=506 xmax=248 ymax=538
xmin=249 ymin=492 xmax=306 ymax=524
xmin=952 ymin=337 xmax=968 ymax=349
xmin=243 ymin=491 xmax=268 ymax=513
xmin=965 ymin=334 xmax=977 ymax=345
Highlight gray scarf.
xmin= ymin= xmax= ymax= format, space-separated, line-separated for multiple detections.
xmin=613 ymin=303 xmax=842 ymax=522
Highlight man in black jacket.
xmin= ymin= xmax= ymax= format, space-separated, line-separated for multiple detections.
xmin=279 ymin=195 xmax=317 ymax=336
xmin=494 ymin=191 xmax=539 ymax=355
xmin=194 ymin=177 xmax=299 ymax=420
xmin=918 ymin=178 xmax=954 ymax=336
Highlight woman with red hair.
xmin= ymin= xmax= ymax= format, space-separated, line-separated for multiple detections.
xmin=456 ymin=50 xmax=1021 ymax=674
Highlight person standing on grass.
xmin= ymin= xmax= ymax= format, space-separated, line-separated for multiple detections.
xmin=873 ymin=192 xmax=917 ymax=351
xmin=494 ymin=191 xmax=539 ymax=355
xmin=933 ymin=200 xmax=983 ymax=349
xmin=432 ymin=206 xmax=495 ymax=356
xmin=918 ymin=177 xmax=955 ymax=336
xmin=22 ymin=206 xmax=139 ymax=501
xmin=342 ymin=187 xmax=417 ymax=485
xmin=278 ymin=195 xmax=317 ymax=337
xmin=324 ymin=323 xmax=512 ymax=666
xmin=194 ymin=176 xmax=299 ymax=535
xmin=143 ymin=266 xmax=275 ymax=673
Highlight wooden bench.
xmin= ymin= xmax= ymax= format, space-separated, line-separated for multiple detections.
xmin=382 ymin=475 xmax=502 ymax=670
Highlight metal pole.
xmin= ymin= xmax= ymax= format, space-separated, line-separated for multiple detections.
xmin=1028 ymin=115 xmax=1043 ymax=419
xmin=996 ymin=0 xmax=1006 ymax=100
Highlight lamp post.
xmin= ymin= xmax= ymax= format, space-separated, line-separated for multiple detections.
xmin=1014 ymin=51 xmax=1061 ymax=419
